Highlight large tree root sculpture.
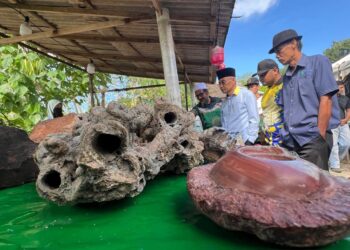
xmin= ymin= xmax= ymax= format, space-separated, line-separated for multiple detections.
xmin=187 ymin=146 xmax=350 ymax=247
xmin=35 ymin=100 xmax=203 ymax=204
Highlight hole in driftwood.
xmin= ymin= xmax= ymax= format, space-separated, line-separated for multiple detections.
xmin=93 ymin=133 xmax=122 ymax=154
xmin=180 ymin=140 xmax=190 ymax=148
xmin=42 ymin=170 xmax=61 ymax=189
xmin=164 ymin=112 xmax=177 ymax=124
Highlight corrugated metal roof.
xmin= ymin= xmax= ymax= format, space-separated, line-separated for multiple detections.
xmin=0 ymin=0 xmax=235 ymax=83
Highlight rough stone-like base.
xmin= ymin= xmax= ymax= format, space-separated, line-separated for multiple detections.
xmin=187 ymin=146 xmax=350 ymax=247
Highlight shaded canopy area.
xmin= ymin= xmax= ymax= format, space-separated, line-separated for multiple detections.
xmin=0 ymin=0 xmax=235 ymax=83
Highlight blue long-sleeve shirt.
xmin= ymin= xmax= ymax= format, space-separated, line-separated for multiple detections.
xmin=221 ymin=86 xmax=259 ymax=143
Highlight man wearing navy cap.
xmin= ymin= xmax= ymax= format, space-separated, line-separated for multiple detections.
xmin=217 ymin=67 xmax=259 ymax=145
xmin=253 ymin=59 xmax=284 ymax=146
xmin=191 ymin=82 xmax=222 ymax=130
xmin=269 ymin=29 xmax=340 ymax=170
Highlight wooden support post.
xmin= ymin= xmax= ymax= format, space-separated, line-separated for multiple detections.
xmin=101 ymin=87 xmax=106 ymax=108
xmin=190 ymin=82 xmax=196 ymax=108
xmin=184 ymin=77 xmax=189 ymax=111
xmin=156 ymin=8 xmax=181 ymax=107
xmin=89 ymin=73 xmax=95 ymax=108
xmin=94 ymin=93 xmax=100 ymax=106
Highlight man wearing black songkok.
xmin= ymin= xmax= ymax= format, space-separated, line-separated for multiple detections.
xmin=217 ymin=67 xmax=259 ymax=145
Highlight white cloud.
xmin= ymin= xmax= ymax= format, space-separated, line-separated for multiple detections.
xmin=233 ymin=0 xmax=278 ymax=18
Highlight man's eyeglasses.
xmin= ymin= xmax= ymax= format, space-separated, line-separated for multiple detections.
xmin=195 ymin=92 xmax=205 ymax=98
xmin=218 ymin=79 xmax=228 ymax=85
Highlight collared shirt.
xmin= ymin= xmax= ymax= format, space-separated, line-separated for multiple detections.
xmin=221 ymin=86 xmax=259 ymax=143
xmin=257 ymin=95 xmax=263 ymax=115
xmin=192 ymin=96 xmax=222 ymax=129
xmin=337 ymin=94 xmax=350 ymax=119
xmin=261 ymin=79 xmax=283 ymax=129
xmin=261 ymin=79 xmax=284 ymax=146
xmin=279 ymin=54 xmax=340 ymax=148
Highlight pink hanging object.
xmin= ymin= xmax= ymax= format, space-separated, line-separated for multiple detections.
xmin=210 ymin=46 xmax=224 ymax=66
xmin=217 ymin=63 xmax=225 ymax=70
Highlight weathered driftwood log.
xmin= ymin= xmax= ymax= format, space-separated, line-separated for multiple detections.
xmin=187 ymin=146 xmax=350 ymax=247
xmin=35 ymin=100 xmax=204 ymax=204
xmin=0 ymin=126 xmax=38 ymax=189
xmin=199 ymin=127 xmax=236 ymax=162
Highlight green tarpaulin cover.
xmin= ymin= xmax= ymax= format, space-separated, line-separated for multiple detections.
xmin=0 ymin=175 xmax=349 ymax=250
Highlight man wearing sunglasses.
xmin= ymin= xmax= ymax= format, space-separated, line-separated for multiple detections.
xmin=269 ymin=29 xmax=340 ymax=170
xmin=191 ymin=82 xmax=222 ymax=130
xmin=217 ymin=67 xmax=259 ymax=145
xmin=253 ymin=59 xmax=284 ymax=146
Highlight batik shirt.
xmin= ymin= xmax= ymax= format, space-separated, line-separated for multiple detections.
xmin=261 ymin=79 xmax=284 ymax=145
xmin=192 ymin=96 xmax=222 ymax=130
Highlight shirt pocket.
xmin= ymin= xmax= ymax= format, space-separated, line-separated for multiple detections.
xmin=298 ymin=69 xmax=317 ymax=100
xmin=235 ymin=97 xmax=246 ymax=113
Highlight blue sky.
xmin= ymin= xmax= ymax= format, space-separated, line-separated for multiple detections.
xmin=225 ymin=0 xmax=350 ymax=77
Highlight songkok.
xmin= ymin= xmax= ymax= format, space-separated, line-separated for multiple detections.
xmin=194 ymin=82 xmax=208 ymax=91
xmin=216 ymin=67 xmax=236 ymax=80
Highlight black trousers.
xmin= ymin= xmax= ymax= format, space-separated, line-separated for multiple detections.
xmin=293 ymin=132 xmax=333 ymax=171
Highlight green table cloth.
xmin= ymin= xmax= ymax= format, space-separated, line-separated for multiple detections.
xmin=0 ymin=175 xmax=349 ymax=250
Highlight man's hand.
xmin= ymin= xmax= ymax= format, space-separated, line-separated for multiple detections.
xmin=245 ymin=140 xmax=254 ymax=145
xmin=318 ymin=95 xmax=332 ymax=139
xmin=340 ymin=118 xmax=349 ymax=126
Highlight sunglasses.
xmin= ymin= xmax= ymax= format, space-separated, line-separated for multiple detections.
xmin=258 ymin=71 xmax=269 ymax=78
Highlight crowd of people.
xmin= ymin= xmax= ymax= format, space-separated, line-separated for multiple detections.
xmin=192 ymin=28 xmax=350 ymax=173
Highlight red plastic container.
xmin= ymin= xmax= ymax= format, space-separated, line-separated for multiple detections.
xmin=210 ymin=46 xmax=224 ymax=66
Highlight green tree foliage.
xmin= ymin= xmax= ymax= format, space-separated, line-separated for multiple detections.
xmin=237 ymin=72 xmax=253 ymax=87
xmin=116 ymin=76 xmax=193 ymax=109
xmin=117 ymin=77 xmax=167 ymax=107
xmin=0 ymin=45 xmax=110 ymax=132
xmin=324 ymin=38 xmax=350 ymax=63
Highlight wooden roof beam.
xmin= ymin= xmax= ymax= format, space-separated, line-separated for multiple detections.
xmin=0 ymin=32 xmax=83 ymax=71
xmin=53 ymin=50 xmax=209 ymax=66
xmin=208 ymin=0 xmax=218 ymax=83
xmin=0 ymin=3 xmax=142 ymax=18
xmin=98 ymin=67 xmax=207 ymax=80
xmin=0 ymin=17 xmax=152 ymax=45
xmin=59 ymin=34 xmax=213 ymax=46
xmin=0 ymin=4 xmax=214 ymax=23
xmin=27 ymin=10 xmax=112 ymax=69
